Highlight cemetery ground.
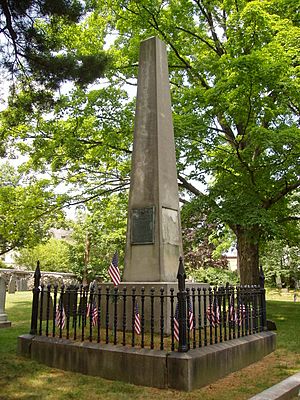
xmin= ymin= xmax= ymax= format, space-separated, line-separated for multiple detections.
xmin=0 ymin=291 xmax=299 ymax=400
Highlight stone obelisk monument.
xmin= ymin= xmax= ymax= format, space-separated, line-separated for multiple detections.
xmin=102 ymin=37 xmax=206 ymax=333
xmin=123 ymin=36 xmax=182 ymax=282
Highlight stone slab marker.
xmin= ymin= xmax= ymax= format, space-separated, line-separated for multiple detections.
xmin=8 ymin=275 xmax=16 ymax=294
xmin=0 ymin=277 xmax=11 ymax=328
xmin=123 ymin=36 xmax=182 ymax=282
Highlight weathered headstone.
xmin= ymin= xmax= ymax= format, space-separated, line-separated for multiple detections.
xmin=0 ymin=277 xmax=11 ymax=328
xmin=123 ymin=36 xmax=182 ymax=282
xmin=20 ymin=278 xmax=28 ymax=291
xmin=17 ymin=278 xmax=28 ymax=291
xmin=38 ymin=295 xmax=54 ymax=321
xmin=275 ymin=275 xmax=282 ymax=289
xmin=8 ymin=275 xmax=16 ymax=294
xmin=62 ymin=287 xmax=78 ymax=318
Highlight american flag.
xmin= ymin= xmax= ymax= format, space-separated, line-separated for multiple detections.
xmin=134 ymin=303 xmax=141 ymax=335
xmin=173 ymin=303 xmax=179 ymax=341
xmin=229 ymin=294 xmax=235 ymax=322
xmin=237 ymin=303 xmax=246 ymax=325
xmin=173 ymin=300 xmax=194 ymax=342
xmin=206 ymin=302 xmax=220 ymax=327
xmin=108 ymin=252 xmax=121 ymax=286
xmin=86 ymin=301 xmax=98 ymax=327
xmin=188 ymin=299 xmax=194 ymax=330
xmin=55 ymin=300 xmax=66 ymax=329
xmin=229 ymin=301 xmax=246 ymax=326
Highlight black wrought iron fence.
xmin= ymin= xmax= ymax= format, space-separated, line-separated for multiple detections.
xmin=29 ymin=260 xmax=267 ymax=352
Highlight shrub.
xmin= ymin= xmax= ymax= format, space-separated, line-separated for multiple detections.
xmin=187 ymin=267 xmax=239 ymax=286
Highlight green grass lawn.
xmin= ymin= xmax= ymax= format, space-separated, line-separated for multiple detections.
xmin=0 ymin=290 xmax=299 ymax=400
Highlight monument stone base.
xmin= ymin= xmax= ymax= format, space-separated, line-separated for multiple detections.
xmin=98 ymin=282 xmax=209 ymax=335
xmin=18 ymin=331 xmax=276 ymax=391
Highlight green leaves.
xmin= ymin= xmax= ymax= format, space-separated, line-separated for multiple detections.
xmin=0 ymin=163 xmax=65 ymax=255
xmin=0 ymin=0 xmax=110 ymax=88
xmin=67 ymin=193 xmax=127 ymax=281
xmin=1 ymin=0 xmax=299 ymax=283
xmin=16 ymin=238 xmax=72 ymax=272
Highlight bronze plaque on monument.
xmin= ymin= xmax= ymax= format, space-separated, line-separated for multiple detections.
xmin=131 ymin=207 xmax=155 ymax=244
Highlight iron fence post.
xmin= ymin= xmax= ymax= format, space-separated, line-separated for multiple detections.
xmin=259 ymin=265 xmax=267 ymax=330
xmin=177 ymin=257 xmax=188 ymax=352
xmin=30 ymin=261 xmax=41 ymax=335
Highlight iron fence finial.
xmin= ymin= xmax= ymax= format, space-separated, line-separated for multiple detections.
xmin=177 ymin=257 xmax=186 ymax=292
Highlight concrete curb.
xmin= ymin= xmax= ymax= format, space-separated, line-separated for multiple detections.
xmin=249 ymin=372 xmax=300 ymax=400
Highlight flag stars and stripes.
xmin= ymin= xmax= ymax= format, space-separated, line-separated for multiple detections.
xmin=206 ymin=302 xmax=220 ymax=327
xmin=108 ymin=252 xmax=121 ymax=286
xmin=173 ymin=300 xmax=194 ymax=342
xmin=173 ymin=303 xmax=179 ymax=342
xmin=134 ymin=303 xmax=141 ymax=335
xmin=87 ymin=301 xmax=98 ymax=327
xmin=55 ymin=300 xmax=66 ymax=329
xmin=188 ymin=299 xmax=194 ymax=330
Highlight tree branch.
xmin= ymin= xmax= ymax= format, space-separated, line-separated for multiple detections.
xmin=175 ymin=25 xmax=219 ymax=56
xmin=263 ymin=180 xmax=300 ymax=209
xmin=142 ymin=4 xmax=193 ymax=71
xmin=192 ymin=0 xmax=225 ymax=56
xmin=178 ymin=174 xmax=202 ymax=196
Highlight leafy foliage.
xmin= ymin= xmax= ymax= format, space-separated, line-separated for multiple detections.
xmin=187 ymin=267 xmax=239 ymax=287
xmin=98 ymin=0 xmax=300 ymax=283
xmin=0 ymin=0 xmax=109 ymax=88
xmin=181 ymin=204 xmax=232 ymax=269
xmin=0 ymin=162 xmax=66 ymax=255
xmin=261 ymin=240 xmax=300 ymax=288
xmin=15 ymin=237 xmax=72 ymax=272
xmin=68 ymin=193 xmax=127 ymax=282
xmin=1 ymin=0 xmax=299 ymax=284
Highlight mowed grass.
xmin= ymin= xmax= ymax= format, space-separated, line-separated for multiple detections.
xmin=0 ymin=290 xmax=299 ymax=400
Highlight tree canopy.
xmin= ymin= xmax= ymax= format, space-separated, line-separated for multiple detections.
xmin=1 ymin=0 xmax=299 ymax=284
xmin=0 ymin=162 xmax=65 ymax=255
xmin=0 ymin=0 xmax=109 ymax=87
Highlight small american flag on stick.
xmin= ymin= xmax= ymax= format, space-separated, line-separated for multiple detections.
xmin=173 ymin=300 xmax=194 ymax=342
xmin=134 ymin=303 xmax=141 ymax=335
xmin=229 ymin=299 xmax=246 ymax=326
xmin=206 ymin=303 xmax=220 ymax=327
xmin=108 ymin=252 xmax=121 ymax=286
xmin=55 ymin=300 xmax=65 ymax=329
xmin=188 ymin=299 xmax=194 ymax=330
xmin=87 ymin=301 xmax=98 ymax=327
xmin=173 ymin=303 xmax=179 ymax=342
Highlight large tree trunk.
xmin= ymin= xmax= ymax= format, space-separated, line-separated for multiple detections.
xmin=236 ymin=225 xmax=260 ymax=285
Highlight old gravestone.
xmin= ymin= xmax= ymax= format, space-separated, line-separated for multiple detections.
xmin=0 ymin=277 xmax=11 ymax=328
xmin=8 ymin=275 xmax=16 ymax=294
xmin=38 ymin=294 xmax=54 ymax=321
xmin=102 ymin=37 xmax=207 ymax=333
xmin=20 ymin=278 xmax=28 ymax=291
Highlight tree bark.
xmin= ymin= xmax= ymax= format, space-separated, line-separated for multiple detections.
xmin=236 ymin=225 xmax=260 ymax=285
